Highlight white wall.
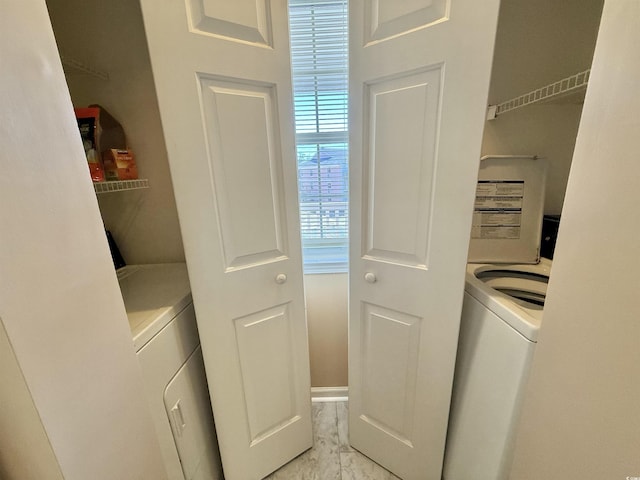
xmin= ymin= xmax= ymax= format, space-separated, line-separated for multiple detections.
xmin=0 ymin=2 xmax=167 ymax=478
xmin=305 ymin=274 xmax=348 ymax=387
xmin=510 ymin=1 xmax=640 ymax=477
xmin=482 ymin=0 xmax=603 ymax=214
xmin=487 ymin=0 xmax=603 ymax=103
xmin=46 ymin=0 xmax=185 ymax=264
xmin=483 ymin=106 xmax=583 ymax=215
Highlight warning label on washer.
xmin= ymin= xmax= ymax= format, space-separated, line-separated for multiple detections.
xmin=474 ymin=196 xmax=523 ymax=209
xmin=473 ymin=211 xmax=521 ymax=226
xmin=471 ymin=225 xmax=521 ymax=239
xmin=475 ymin=180 xmax=525 ymax=197
xmin=472 ymin=180 xmax=524 ymax=239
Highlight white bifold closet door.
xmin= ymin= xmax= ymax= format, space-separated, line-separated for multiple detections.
xmin=140 ymin=1 xmax=500 ymax=479
xmin=138 ymin=2 xmax=312 ymax=479
xmin=348 ymin=1 xmax=500 ymax=479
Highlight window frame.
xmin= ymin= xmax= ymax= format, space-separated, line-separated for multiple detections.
xmin=289 ymin=0 xmax=349 ymax=274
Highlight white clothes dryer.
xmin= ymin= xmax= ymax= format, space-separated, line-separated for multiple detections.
xmin=443 ymin=156 xmax=551 ymax=480
xmin=118 ymin=263 xmax=223 ymax=480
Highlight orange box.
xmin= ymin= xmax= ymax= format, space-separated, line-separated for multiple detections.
xmin=75 ymin=108 xmax=104 ymax=181
xmin=75 ymin=105 xmax=126 ymax=182
xmin=103 ymin=149 xmax=138 ymax=181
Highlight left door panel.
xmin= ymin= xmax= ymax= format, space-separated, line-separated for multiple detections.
xmin=138 ymin=2 xmax=312 ymax=479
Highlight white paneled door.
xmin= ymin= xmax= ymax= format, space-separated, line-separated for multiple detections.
xmin=138 ymin=2 xmax=312 ymax=479
xmin=348 ymin=1 xmax=500 ymax=479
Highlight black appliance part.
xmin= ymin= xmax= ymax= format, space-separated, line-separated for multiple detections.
xmin=106 ymin=230 xmax=126 ymax=269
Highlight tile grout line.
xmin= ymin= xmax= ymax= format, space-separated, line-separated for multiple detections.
xmin=335 ymin=401 xmax=344 ymax=480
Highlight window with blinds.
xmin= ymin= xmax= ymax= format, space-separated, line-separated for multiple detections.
xmin=289 ymin=0 xmax=349 ymax=273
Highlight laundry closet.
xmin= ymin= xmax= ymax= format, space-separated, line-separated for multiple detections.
xmin=40 ymin=0 xmax=607 ymax=479
xmin=442 ymin=1 xmax=605 ymax=479
xmin=45 ymin=0 xmax=184 ymax=262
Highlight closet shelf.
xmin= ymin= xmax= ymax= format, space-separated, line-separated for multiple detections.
xmin=487 ymin=69 xmax=590 ymax=120
xmin=60 ymin=53 xmax=109 ymax=80
xmin=94 ymin=179 xmax=149 ymax=194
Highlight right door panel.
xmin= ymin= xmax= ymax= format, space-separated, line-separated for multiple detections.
xmin=348 ymin=1 xmax=501 ymax=479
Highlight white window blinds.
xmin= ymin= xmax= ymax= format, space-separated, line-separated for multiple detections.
xmin=289 ymin=0 xmax=349 ymax=273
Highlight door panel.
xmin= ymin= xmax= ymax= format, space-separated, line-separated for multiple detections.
xmin=187 ymin=0 xmax=273 ymax=46
xmin=349 ymin=0 xmax=500 ymax=479
xmin=360 ymin=303 xmax=422 ymax=445
xmin=363 ymin=67 xmax=442 ymax=267
xmin=365 ymin=0 xmax=449 ymax=44
xmin=199 ymin=76 xmax=289 ymax=269
xmin=234 ymin=304 xmax=300 ymax=445
xmin=139 ymin=2 xmax=312 ymax=479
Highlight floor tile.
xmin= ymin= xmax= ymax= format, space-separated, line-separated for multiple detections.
xmin=340 ymin=451 xmax=401 ymax=480
xmin=265 ymin=402 xmax=340 ymax=480
xmin=266 ymin=401 xmax=398 ymax=480
xmin=336 ymin=401 xmax=354 ymax=453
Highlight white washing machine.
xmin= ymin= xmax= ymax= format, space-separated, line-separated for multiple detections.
xmin=443 ymin=156 xmax=550 ymax=480
xmin=118 ymin=263 xmax=223 ymax=480
xmin=443 ymin=259 xmax=551 ymax=480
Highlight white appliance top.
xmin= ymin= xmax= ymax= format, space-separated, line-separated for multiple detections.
xmin=468 ymin=155 xmax=547 ymax=264
xmin=117 ymin=263 xmax=192 ymax=351
xmin=465 ymin=258 xmax=552 ymax=342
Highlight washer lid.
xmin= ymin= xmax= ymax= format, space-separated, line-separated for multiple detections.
xmin=468 ymin=155 xmax=547 ymax=264
xmin=475 ymin=268 xmax=548 ymax=309
xmin=465 ymin=259 xmax=552 ymax=341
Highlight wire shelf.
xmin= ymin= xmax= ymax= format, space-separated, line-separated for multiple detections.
xmin=488 ymin=69 xmax=590 ymax=119
xmin=60 ymin=54 xmax=109 ymax=81
xmin=94 ymin=179 xmax=149 ymax=194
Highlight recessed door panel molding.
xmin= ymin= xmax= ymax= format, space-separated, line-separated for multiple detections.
xmin=199 ymin=75 xmax=289 ymax=271
xmin=360 ymin=302 xmax=422 ymax=446
xmin=234 ymin=304 xmax=301 ymax=445
xmin=362 ymin=66 xmax=443 ymax=269
xmin=364 ymin=0 xmax=450 ymax=45
xmin=186 ymin=0 xmax=273 ymax=47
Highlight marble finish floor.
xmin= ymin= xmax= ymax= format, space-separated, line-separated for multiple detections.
xmin=265 ymin=401 xmax=400 ymax=480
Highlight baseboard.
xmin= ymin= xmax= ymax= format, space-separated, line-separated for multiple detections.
xmin=311 ymin=386 xmax=348 ymax=402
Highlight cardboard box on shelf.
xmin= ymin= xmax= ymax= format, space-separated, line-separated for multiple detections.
xmin=103 ymin=148 xmax=138 ymax=181
xmin=76 ymin=111 xmax=104 ymax=182
xmin=74 ymin=105 xmax=126 ymax=182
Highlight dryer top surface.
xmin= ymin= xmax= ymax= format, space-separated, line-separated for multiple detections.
xmin=117 ymin=263 xmax=192 ymax=350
